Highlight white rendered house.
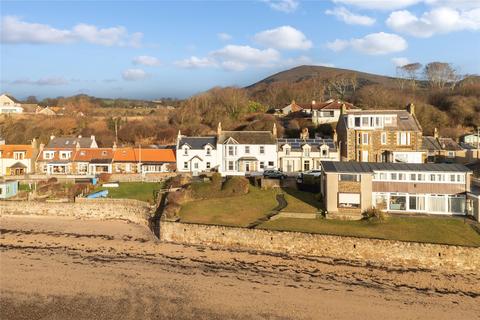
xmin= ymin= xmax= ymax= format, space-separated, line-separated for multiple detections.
xmin=0 ymin=94 xmax=23 ymax=114
xmin=176 ymin=133 xmax=218 ymax=174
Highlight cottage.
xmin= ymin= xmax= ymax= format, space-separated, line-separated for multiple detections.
xmin=311 ymin=99 xmax=360 ymax=125
xmin=112 ymin=147 xmax=138 ymax=174
xmin=136 ymin=148 xmax=176 ymax=174
xmin=176 ymin=133 xmax=218 ymax=174
xmin=423 ymin=128 xmax=467 ymax=163
xmin=0 ymin=139 xmax=39 ymax=176
xmin=73 ymin=148 xmax=114 ymax=175
xmin=336 ymin=104 xmax=424 ymax=163
xmin=320 ymin=161 xmax=472 ymax=220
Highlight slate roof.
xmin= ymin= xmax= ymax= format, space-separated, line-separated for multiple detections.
xmin=218 ymin=131 xmax=276 ymax=145
xmin=321 ymin=161 xmax=472 ymax=173
xmin=422 ymin=136 xmax=463 ymax=151
xmin=47 ymin=136 xmax=96 ymax=148
xmin=179 ymin=136 xmax=217 ymax=149
xmin=277 ymin=138 xmax=337 ymax=152
xmin=345 ymin=110 xmax=422 ymax=132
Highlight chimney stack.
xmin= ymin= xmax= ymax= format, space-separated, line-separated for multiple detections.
xmin=91 ymin=135 xmax=95 ymax=141
xmin=112 ymin=141 xmax=117 ymax=151
xmin=31 ymin=138 xmax=38 ymax=149
xmin=407 ymin=103 xmax=415 ymax=115
xmin=50 ymin=135 xmax=55 ymax=141
xmin=217 ymin=122 xmax=222 ymax=136
xmin=340 ymin=103 xmax=347 ymax=115
xmin=272 ymin=123 xmax=277 ymax=138
xmin=434 ymin=127 xmax=439 ymax=139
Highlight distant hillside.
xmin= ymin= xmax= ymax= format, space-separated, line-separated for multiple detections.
xmin=246 ymin=65 xmax=402 ymax=91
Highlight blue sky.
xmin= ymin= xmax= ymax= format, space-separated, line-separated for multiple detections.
xmin=1 ymin=0 xmax=479 ymax=99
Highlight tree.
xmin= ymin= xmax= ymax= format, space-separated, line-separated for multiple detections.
xmin=424 ymin=62 xmax=460 ymax=89
xmin=402 ymin=63 xmax=422 ymax=90
xmin=25 ymin=96 xmax=38 ymax=104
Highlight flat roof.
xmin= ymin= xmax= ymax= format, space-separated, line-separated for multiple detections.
xmin=321 ymin=161 xmax=472 ymax=173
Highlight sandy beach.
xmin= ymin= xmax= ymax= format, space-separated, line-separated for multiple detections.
xmin=1 ymin=215 xmax=479 ymax=320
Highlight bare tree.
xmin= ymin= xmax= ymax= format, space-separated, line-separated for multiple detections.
xmin=326 ymin=73 xmax=356 ymax=99
xmin=402 ymin=63 xmax=422 ymax=90
xmin=424 ymin=62 xmax=460 ymax=89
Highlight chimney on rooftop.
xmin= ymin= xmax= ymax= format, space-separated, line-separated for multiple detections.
xmin=113 ymin=141 xmax=117 ymax=151
xmin=272 ymin=123 xmax=277 ymax=138
xmin=217 ymin=122 xmax=222 ymax=136
xmin=407 ymin=103 xmax=415 ymax=115
xmin=91 ymin=135 xmax=95 ymax=141
xmin=340 ymin=103 xmax=347 ymax=115
xmin=50 ymin=135 xmax=55 ymax=141
xmin=434 ymin=127 xmax=439 ymax=139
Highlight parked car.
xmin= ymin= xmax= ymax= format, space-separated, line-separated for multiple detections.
xmin=305 ymin=169 xmax=322 ymax=177
xmin=296 ymin=172 xmax=303 ymax=184
xmin=263 ymin=169 xmax=287 ymax=179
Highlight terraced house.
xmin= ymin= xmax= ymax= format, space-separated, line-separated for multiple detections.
xmin=336 ymin=104 xmax=424 ymax=163
xmin=320 ymin=161 xmax=473 ymax=220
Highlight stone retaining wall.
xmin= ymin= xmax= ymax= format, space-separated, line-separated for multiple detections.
xmin=160 ymin=221 xmax=480 ymax=272
xmin=1 ymin=198 xmax=153 ymax=225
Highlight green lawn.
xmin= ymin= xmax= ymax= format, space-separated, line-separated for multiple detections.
xmin=179 ymin=186 xmax=278 ymax=227
xmin=281 ymin=188 xmax=320 ymax=213
xmin=94 ymin=182 xmax=163 ymax=203
xmin=260 ymin=216 xmax=480 ymax=247
xmin=19 ymin=183 xmax=33 ymax=192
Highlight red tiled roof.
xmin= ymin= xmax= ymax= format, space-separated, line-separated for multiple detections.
xmin=0 ymin=145 xmax=34 ymax=159
xmin=134 ymin=148 xmax=176 ymax=163
xmin=73 ymin=148 xmax=114 ymax=162
xmin=113 ymin=147 xmax=137 ymax=162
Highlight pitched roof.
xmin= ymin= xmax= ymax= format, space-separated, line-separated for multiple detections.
xmin=179 ymin=136 xmax=217 ymax=149
xmin=218 ymin=131 xmax=276 ymax=145
xmin=135 ymin=148 xmax=176 ymax=163
xmin=112 ymin=147 xmax=137 ymax=162
xmin=311 ymin=99 xmax=358 ymax=111
xmin=422 ymin=136 xmax=463 ymax=151
xmin=47 ymin=136 xmax=97 ymax=148
xmin=2 ymin=94 xmax=20 ymax=104
xmin=321 ymin=161 xmax=471 ymax=173
xmin=0 ymin=145 xmax=34 ymax=158
xmin=36 ymin=148 xmax=75 ymax=162
xmin=73 ymin=148 xmax=114 ymax=162
xmin=277 ymin=138 xmax=337 ymax=152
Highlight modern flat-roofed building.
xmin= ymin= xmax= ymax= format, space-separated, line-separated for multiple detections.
xmin=320 ymin=161 xmax=472 ymax=220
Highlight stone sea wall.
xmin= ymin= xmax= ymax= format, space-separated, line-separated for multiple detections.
xmin=160 ymin=221 xmax=480 ymax=272
xmin=1 ymin=198 xmax=153 ymax=225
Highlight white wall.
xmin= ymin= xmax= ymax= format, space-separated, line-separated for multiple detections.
xmin=218 ymin=143 xmax=277 ymax=176
xmin=176 ymin=145 xmax=218 ymax=173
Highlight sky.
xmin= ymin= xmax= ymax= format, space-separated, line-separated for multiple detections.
xmin=1 ymin=0 xmax=479 ymax=100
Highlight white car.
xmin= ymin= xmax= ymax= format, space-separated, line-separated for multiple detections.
xmin=304 ymin=170 xmax=322 ymax=177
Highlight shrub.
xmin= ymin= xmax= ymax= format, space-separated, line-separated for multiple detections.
xmin=210 ymin=173 xmax=222 ymax=191
xmin=167 ymin=175 xmax=191 ymax=189
xmin=362 ymin=207 xmax=386 ymax=222
xmin=190 ymin=181 xmax=218 ymax=199
xmin=221 ymin=176 xmax=249 ymax=197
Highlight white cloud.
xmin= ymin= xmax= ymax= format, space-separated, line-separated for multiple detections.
xmin=212 ymin=45 xmax=280 ymax=71
xmin=11 ymin=76 xmax=69 ymax=86
xmin=386 ymin=7 xmax=480 ymax=37
xmin=263 ymin=0 xmax=299 ymax=13
xmin=217 ymin=32 xmax=232 ymax=41
xmin=174 ymin=56 xmax=217 ymax=69
xmin=132 ymin=55 xmax=161 ymax=66
xmin=122 ymin=69 xmax=149 ymax=81
xmin=392 ymin=57 xmax=410 ymax=66
xmin=1 ymin=16 xmax=143 ymax=47
xmin=325 ymin=7 xmax=376 ymax=26
xmin=326 ymin=32 xmax=408 ymax=55
xmin=254 ymin=26 xmax=312 ymax=50
xmin=333 ymin=0 xmax=422 ymax=10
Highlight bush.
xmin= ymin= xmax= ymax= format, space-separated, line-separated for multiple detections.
xmin=210 ymin=173 xmax=222 ymax=190
xmin=167 ymin=175 xmax=191 ymax=189
xmin=221 ymin=176 xmax=249 ymax=197
xmin=362 ymin=207 xmax=386 ymax=222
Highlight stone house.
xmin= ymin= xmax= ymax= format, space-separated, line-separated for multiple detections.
xmin=320 ymin=161 xmax=472 ymax=220
xmin=336 ymin=104 xmax=424 ymax=163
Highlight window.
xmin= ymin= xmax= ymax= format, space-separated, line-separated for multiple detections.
xmin=457 ymin=174 xmax=465 ymax=183
xmin=304 ymin=148 xmax=310 ymax=157
xmin=447 ymin=151 xmax=455 ymax=158
xmin=381 ymin=132 xmax=387 ymax=145
xmin=428 ymin=195 xmax=446 ymax=212
xmin=338 ymin=193 xmax=360 ymax=208
xmin=410 ymin=174 xmax=416 ymax=181
xmin=13 ymin=152 xmax=25 ymax=160
xmin=354 ymin=117 xmax=361 ymax=127
xmin=417 ymin=174 xmax=425 ymax=181
xmin=450 ymin=174 xmax=456 ymax=182
xmin=449 ymin=195 xmax=466 ymax=214
xmin=398 ymin=173 xmax=406 ymax=180
xmin=206 ymin=162 xmax=211 ymax=169
xmin=303 ymin=160 xmax=310 ymax=171
xmin=194 ymin=163 xmax=199 ymax=169
xmin=44 ymin=151 xmax=54 ymax=160
xmin=362 ymin=133 xmax=369 ymax=145
xmin=321 ymin=148 xmax=328 ymax=157
xmin=390 ymin=173 xmax=397 ymax=180
xmin=206 ymin=148 xmax=211 ymax=156
xmin=260 ymin=162 xmax=264 ymax=169
xmin=409 ymin=195 xmax=425 ymax=211
xmin=430 ymin=174 xmax=436 ymax=182
xmin=361 ymin=117 xmax=369 ymax=126
xmin=339 ymin=174 xmax=360 ymax=182
xmin=228 ymin=146 xmax=234 ymax=156
xmin=245 ymin=146 xmax=250 ymax=154
xmin=397 ymin=132 xmax=411 ymax=145
xmin=183 ymin=162 xmax=188 ymax=169
xmin=285 ymin=147 xmax=290 ymax=156
xmin=259 ymin=146 xmax=265 ymax=154
xmin=385 ymin=116 xmax=393 ymax=124
xmin=228 ymin=161 xmax=234 ymax=171
xmin=183 ymin=147 xmax=188 ymax=156
xmin=380 ymin=172 xmax=387 ymax=180
xmin=268 ymin=161 xmax=274 ymax=167
xmin=60 ymin=152 xmax=70 ymax=160
xmin=389 ymin=195 xmax=406 ymax=210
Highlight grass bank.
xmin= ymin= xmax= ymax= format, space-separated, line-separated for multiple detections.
xmin=94 ymin=182 xmax=163 ymax=203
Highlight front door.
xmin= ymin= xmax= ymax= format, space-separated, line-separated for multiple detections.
xmin=362 ymin=150 xmax=369 ymax=162
xmin=245 ymin=162 xmax=250 ymax=172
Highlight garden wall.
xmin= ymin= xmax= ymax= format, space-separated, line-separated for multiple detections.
xmin=160 ymin=221 xmax=480 ymax=272
xmin=1 ymin=198 xmax=153 ymax=225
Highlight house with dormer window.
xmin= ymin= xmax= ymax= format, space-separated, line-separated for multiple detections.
xmin=0 ymin=139 xmax=39 ymax=176
xmin=216 ymin=123 xmax=278 ymax=176
xmin=176 ymin=132 xmax=218 ymax=174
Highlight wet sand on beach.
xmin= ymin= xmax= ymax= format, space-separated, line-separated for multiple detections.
xmin=1 ymin=215 xmax=479 ymax=320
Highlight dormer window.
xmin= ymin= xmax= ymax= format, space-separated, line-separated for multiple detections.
xmin=44 ymin=151 xmax=54 ymax=160
xmin=183 ymin=146 xmax=189 ymax=156
xmin=321 ymin=146 xmax=328 ymax=157
xmin=13 ymin=151 xmax=25 ymax=160
xmin=60 ymin=151 xmax=70 ymax=159
xmin=205 ymin=147 xmax=211 ymax=156
xmin=285 ymin=146 xmax=290 ymax=156
xmin=303 ymin=145 xmax=311 ymax=157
